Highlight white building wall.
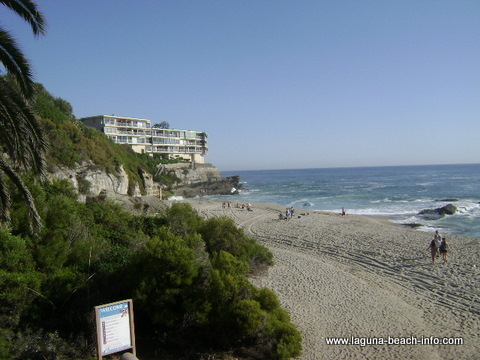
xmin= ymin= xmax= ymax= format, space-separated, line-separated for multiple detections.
xmin=80 ymin=115 xmax=207 ymax=163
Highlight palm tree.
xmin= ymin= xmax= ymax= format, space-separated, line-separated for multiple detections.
xmin=0 ymin=0 xmax=47 ymax=231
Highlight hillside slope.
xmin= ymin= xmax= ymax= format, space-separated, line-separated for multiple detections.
xmin=33 ymin=84 xmax=240 ymax=203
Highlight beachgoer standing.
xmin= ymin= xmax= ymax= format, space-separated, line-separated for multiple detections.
xmin=439 ymin=238 xmax=450 ymax=263
xmin=434 ymin=230 xmax=442 ymax=257
xmin=427 ymin=239 xmax=438 ymax=264
xmin=286 ymin=208 xmax=292 ymax=221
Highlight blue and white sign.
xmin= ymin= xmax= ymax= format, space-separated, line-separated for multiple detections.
xmin=95 ymin=299 xmax=135 ymax=358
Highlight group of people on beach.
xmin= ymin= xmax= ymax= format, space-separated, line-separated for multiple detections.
xmin=427 ymin=230 xmax=450 ymax=264
xmin=222 ymin=202 xmax=253 ymax=211
xmin=238 ymin=203 xmax=253 ymax=211
xmin=278 ymin=207 xmax=310 ymax=220
xmin=278 ymin=207 xmax=295 ymax=220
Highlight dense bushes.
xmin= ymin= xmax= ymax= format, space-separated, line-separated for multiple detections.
xmin=199 ymin=217 xmax=273 ymax=271
xmin=0 ymin=182 xmax=301 ymax=359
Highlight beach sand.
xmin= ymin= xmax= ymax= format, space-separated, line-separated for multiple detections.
xmin=181 ymin=200 xmax=480 ymax=360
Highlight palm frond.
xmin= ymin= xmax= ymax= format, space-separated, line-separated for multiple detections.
xmin=0 ymin=158 xmax=42 ymax=232
xmin=0 ymin=174 xmax=12 ymax=225
xmin=0 ymin=0 xmax=46 ymax=232
xmin=0 ymin=76 xmax=47 ymax=176
xmin=0 ymin=29 xmax=35 ymax=98
xmin=0 ymin=0 xmax=46 ymax=36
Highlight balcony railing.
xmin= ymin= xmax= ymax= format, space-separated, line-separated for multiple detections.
xmin=115 ymin=122 xmax=148 ymax=128
xmin=115 ymin=138 xmax=147 ymax=144
xmin=146 ymin=146 xmax=207 ymax=154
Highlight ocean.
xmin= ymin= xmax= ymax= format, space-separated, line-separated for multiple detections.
xmin=211 ymin=164 xmax=480 ymax=238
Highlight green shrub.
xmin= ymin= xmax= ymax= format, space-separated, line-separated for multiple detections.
xmin=132 ymin=227 xmax=204 ymax=329
xmin=12 ymin=329 xmax=85 ymax=360
xmin=76 ymin=176 xmax=90 ymax=194
xmin=266 ymin=317 xmax=302 ymax=360
xmin=199 ymin=217 xmax=273 ymax=271
xmin=0 ymin=230 xmax=42 ymax=342
xmin=165 ymin=202 xmax=203 ymax=236
xmin=258 ymin=296 xmax=302 ymax=360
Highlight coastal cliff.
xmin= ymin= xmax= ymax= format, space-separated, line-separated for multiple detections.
xmin=48 ymin=162 xmax=153 ymax=199
xmin=48 ymin=161 xmax=240 ymax=202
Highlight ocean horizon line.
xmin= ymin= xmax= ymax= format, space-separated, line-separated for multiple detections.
xmin=220 ymin=162 xmax=480 ymax=173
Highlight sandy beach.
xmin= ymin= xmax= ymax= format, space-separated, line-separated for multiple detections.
xmin=182 ymin=200 xmax=480 ymax=360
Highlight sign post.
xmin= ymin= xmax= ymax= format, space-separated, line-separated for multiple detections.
xmin=94 ymin=299 xmax=136 ymax=359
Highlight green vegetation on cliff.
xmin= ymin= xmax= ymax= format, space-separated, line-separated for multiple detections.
xmin=32 ymin=83 xmax=162 ymax=194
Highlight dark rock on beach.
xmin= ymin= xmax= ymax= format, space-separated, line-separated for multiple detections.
xmin=437 ymin=204 xmax=458 ymax=215
xmin=418 ymin=204 xmax=458 ymax=219
xmin=401 ymin=223 xmax=424 ymax=229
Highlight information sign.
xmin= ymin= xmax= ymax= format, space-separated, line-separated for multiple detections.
xmin=94 ymin=299 xmax=136 ymax=359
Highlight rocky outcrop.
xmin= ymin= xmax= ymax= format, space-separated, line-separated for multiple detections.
xmin=48 ymin=162 xmax=156 ymax=201
xmin=159 ymin=163 xmax=242 ymax=198
xmin=161 ymin=163 xmax=222 ymax=184
xmin=81 ymin=165 xmax=130 ymax=195
xmin=172 ymin=175 xmax=242 ymax=198
xmin=418 ymin=204 xmax=458 ymax=219
xmin=48 ymin=161 xmax=240 ymax=202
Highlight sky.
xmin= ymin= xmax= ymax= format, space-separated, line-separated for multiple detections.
xmin=1 ymin=1 xmax=479 ymax=171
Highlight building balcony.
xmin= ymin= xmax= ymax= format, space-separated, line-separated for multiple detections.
xmin=115 ymin=122 xmax=148 ymax=129
xmin=119 ymin=130 xmax=147 ymax=136
xmin=114 ymin=137 xmax=147 ymax=144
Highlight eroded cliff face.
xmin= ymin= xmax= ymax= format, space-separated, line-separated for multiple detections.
xmin=48 ymin=162 xmax=155 ymax=201
xmin=48 ymin=162 xmax=240 ymax=201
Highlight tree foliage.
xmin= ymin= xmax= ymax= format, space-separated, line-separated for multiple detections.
xmin=1 ymin=181 xmax=301 ymax=359
xmin=153 ymin=121 xmax=170 ymax=129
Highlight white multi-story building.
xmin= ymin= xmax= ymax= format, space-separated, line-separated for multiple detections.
xmin=80 ymin=115 xmax=208 ymax=164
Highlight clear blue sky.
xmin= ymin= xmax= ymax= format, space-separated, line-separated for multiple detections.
xmin=2 ymin=1 xmax=479 ymax=171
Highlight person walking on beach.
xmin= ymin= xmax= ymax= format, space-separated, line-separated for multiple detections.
xmin=427 ymin=239 xmax=439 ymax=264
xmin=434 ymin=230 xmax=442 ymax=258
xmin=439 ymin=238 xmax=450 ymax=263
